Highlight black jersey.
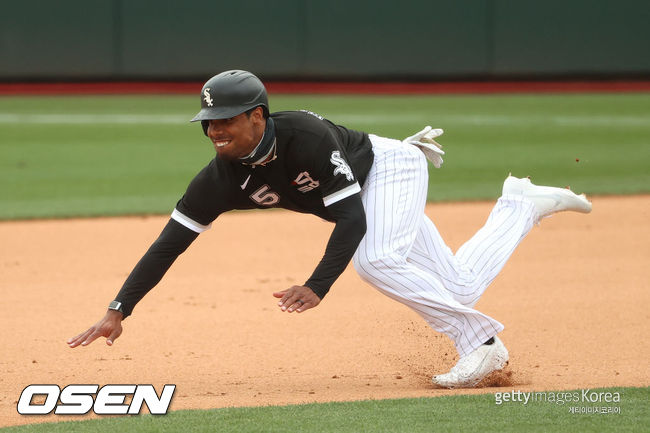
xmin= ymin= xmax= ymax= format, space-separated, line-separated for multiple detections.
xmin=113 ymin=111 xmax=374 ymax=317
xmin=172 ymin=110 xmax=373 ymax=231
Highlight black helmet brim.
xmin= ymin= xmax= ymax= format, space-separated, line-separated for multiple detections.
xmin=190 ymin=106 xmax=250 ymax=122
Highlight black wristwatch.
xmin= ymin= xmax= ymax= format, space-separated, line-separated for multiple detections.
xmin=108 ymin=300 xmax=124 ymax=314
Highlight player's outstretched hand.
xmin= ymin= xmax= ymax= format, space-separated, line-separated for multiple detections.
xmin=273 ymin=285 xmax=320 ymax=313
xmin=67 ymin=310 xmax=123 ymax=348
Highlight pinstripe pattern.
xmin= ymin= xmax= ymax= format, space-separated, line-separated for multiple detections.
xmin=353 ymin=135 xmax=537 ymax=357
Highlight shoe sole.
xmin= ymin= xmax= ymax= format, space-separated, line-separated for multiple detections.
xmin=503 ymin=176 xmax=592 ymax=214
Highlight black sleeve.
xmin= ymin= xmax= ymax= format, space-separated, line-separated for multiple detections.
xmin=174 ymin=159 xmax=230 ymax=227
xmin=113 ymin=218 xmax=199 ymax=318
xmin=311 ymin=131 xmax=361 ymax=207
xmin=304 ymin=193 xmax=366 ymax=298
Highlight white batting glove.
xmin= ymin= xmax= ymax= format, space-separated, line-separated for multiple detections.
xmin=402 ymin=126 xmax=445 ymax=168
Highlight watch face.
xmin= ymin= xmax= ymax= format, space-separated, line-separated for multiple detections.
xmin=109 ymin=301 xmax=122 ymax=311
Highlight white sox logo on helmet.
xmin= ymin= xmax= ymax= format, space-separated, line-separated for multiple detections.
xmin=203 ymin=88 xmax=214 ymax=107
xmin=330 ymin=151 xmax=354 ymax=181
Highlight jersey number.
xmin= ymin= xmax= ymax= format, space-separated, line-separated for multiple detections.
xmin=250 ymin=185 xmax=280 ymax=206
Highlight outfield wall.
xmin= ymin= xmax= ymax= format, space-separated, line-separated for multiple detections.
xmin=1 ymin=0 xmax=649 ymax=80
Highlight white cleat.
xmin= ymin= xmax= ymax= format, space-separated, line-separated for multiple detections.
xmin=502 ymin=175 xmax=592 ymax=220
xmin=433 ymin=337 xmax=509 ymax=389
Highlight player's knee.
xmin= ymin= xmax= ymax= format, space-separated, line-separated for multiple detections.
xmin=353 ymin=252 xmax=402 ymax=282
xmin=352 ymin=254 xmax=373 ymax=282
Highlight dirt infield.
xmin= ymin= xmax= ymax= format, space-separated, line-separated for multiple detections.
xmin=1 ymin=195 xmax=648 ymax=427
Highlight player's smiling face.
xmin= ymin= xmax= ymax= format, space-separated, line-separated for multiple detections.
xmin=206 ymin=107 xmax=265 ymax=161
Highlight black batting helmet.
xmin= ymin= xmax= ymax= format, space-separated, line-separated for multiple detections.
xmin=190 ymin=70 xmax=269 ymax=135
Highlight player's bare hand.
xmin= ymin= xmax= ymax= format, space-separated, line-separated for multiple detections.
xmin=273 ymin=285 xmax=320 ymax=313
xmin=67 ymin=310 xmax=124 ymax=348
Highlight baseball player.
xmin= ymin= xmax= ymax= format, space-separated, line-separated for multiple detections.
xmin=68 ymin=70 xmax=592 ymax=388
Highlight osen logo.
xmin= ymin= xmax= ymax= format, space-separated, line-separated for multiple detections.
xmin=17 ymin=384 xmax=176 ymax=415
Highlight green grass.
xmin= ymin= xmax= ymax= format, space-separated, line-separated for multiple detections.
xmin=1 ymin=93 xmax=649 ymax=219
xmin=2 ymin=387 xmax=646 ymax=432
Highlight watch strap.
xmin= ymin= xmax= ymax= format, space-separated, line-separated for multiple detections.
xmin=108 ymin=300 xmax=123 ymax=313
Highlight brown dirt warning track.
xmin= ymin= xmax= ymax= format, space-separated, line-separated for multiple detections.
xmin=1 ymin=195 xmax=649 ymax=427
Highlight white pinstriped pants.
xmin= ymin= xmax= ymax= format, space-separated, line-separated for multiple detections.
xmin=353 ymin=135 xmax=536 ymax=357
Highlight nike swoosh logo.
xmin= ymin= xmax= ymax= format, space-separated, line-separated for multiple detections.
xmin=240 ymin=174 xmax=251 ymax=190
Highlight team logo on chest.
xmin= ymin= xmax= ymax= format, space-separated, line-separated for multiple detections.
xmin=292 ymin=171 xmax=320 ymax=193
xmin=330 ymin=151 xmax=354 ymax=181
xmin=203 ymin=88 xmax=214 ymax=107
